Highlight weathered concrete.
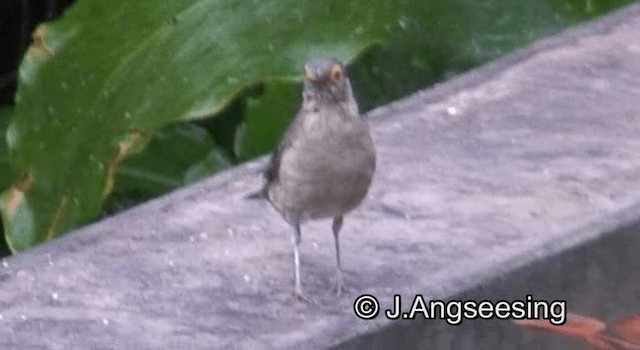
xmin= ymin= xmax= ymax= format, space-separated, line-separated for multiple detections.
xmin=2 ymin=4 xmax=640 ymax=349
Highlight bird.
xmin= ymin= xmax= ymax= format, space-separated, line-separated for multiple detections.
xmin=255 ymin=58 xmax=376 ymax=302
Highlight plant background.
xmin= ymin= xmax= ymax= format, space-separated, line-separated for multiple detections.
xmin=0 ymin=0 xmax=636 ymax=256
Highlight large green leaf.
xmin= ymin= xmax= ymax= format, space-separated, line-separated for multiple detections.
xmin=232 ymin=0 xmax=575 ymax=162
xmin=232 ymin=0 xmax=636 ymax=164
xmin=0 ymin=106 xmax=12 ymax=257
xmin=0 ymin=107 xmax=12 ymax=190
xmin=234 ymin=81 xmax=300 ymax=161
xmin=545 ymin=0 xmax=636 ymax=21
xmin=3 ymin=0 xmax=635 ymax=251
xmin=104 ymin=123 xmax=231 ymax=214
xmin=2 ymin=0 xmax=434 ymax=251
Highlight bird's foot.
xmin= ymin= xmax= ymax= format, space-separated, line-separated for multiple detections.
xmin=295 ymin=287 xmax=316 ymax=304
xmin=332 ymin=276 xmax=349 ymax=297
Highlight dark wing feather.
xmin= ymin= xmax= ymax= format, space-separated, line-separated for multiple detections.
xmin=265 ymin=139 xmax=288 ymax=185
xmin=266 ymin=107 xmax=304 ymax=185
xmin=246 ymin=108 xmax=302 ymax=200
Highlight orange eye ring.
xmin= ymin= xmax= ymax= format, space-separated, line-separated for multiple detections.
xmin=330 ymin=64 xmax=343 ymax=82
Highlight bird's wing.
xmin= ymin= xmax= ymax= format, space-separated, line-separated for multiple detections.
xmin=245 ymin=144 xmax=288 ymax=200
xmin=258 ymin=108 xmax=303 ymax=197
xmin=265 ymin=138 xmax=289 ymax=185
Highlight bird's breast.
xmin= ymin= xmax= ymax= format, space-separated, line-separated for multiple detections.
xmin=271 ymin=109 xmax=376 ymax=219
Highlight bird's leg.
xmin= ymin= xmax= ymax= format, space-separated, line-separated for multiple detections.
xmin=292 ymin=222 xmax=314 ymax=303
xmin=332 ymin=216 xmax=348 ymax=296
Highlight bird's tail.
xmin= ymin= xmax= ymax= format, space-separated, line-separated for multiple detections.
xmin=245 ymin=188 xmax=267 ymax=200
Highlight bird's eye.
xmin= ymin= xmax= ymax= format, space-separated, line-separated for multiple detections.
xmin=330 ymin=64 xmax=343 ymax=82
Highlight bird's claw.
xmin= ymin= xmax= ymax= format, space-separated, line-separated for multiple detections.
xmin=333 ymin=276 xmax=349 ymax=297
xmin=295 ymin=288 xmax=317 ymax=304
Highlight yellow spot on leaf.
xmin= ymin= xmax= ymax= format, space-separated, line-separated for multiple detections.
xmin=27 ymin=25 xmax=55 ymax=59
xmin=102 ymin=130 xmax=148 ymax=199
xmin=46 ymin=194 xmax=69 ymax=241
xmin=1 ymin=170 xmax=34 ymax=218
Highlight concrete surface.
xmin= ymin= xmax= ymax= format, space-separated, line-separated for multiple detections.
xmin=2 ymin=3 xmax=640 ymax=349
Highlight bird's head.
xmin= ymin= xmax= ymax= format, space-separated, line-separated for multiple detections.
xmin=302 ymin=58 xmax=352 ymax=103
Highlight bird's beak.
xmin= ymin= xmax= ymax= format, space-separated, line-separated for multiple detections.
xmin=304 ymin=65 xmax=317 ymax=81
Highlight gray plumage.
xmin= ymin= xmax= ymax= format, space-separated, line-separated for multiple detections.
xmin=260 ymin=58 xmax=376 ymax=301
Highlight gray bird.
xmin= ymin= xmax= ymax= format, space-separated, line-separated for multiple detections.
xmin=257 ymin=58 xmax=376 ymax=301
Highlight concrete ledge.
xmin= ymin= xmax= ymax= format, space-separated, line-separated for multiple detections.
xmin=2 ymin=4 xmax=640 ymax=348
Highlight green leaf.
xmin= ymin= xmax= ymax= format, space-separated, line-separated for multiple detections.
xmin=114 ymin=123 xmax=227 ymax=197
xmin=3 ymin=0 xmax=417 ymax=251
xmin=544 ymin=0 xmax=635 ymax=22
xmin=3 ymin=0 xmax=635 ymax=251
xmin=234 ymin=81 xmax=300 ymax=162
xmin=0 ymin=107 xmax=13 ymax=256
xmin=0 ymin=107 xmax=12 ymax=190
xmin=231 ymin=0 xmax=575 ymax=160
xmin=183 ymin=149 xmax=232 ymax=185
xmin=104 ymin=123 xmax=231 ymax=214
